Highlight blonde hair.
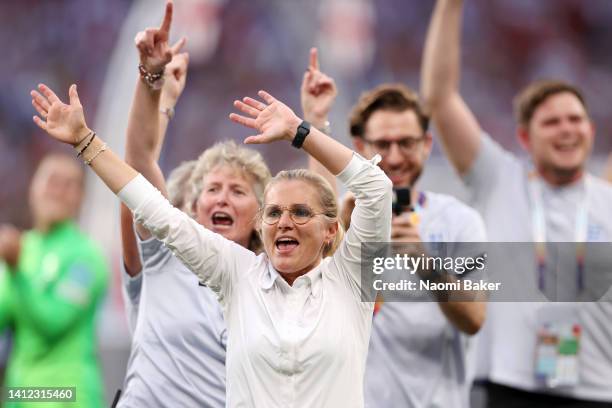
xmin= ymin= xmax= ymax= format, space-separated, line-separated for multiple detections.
xmin=264 ymin=169 xmax=344 ymax=258
xmin=189 ymin=140 xmax=271 ymax=252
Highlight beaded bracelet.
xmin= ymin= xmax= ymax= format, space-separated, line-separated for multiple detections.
xmin=138 ymin=64 xmax=164 ymax=90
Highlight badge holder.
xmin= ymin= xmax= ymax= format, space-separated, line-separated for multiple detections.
xmin=534 ymin=307 xmax=581 ymax=389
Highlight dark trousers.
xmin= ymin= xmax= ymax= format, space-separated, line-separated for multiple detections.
xmin=485 ymin=381 xmax=612 ymax=408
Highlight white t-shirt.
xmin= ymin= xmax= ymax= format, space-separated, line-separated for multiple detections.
xmin=365 ymin=192 xmax=487 ymax=408
xmin=118 ymin=236 xmax=227 ymax=408
xmin=119 ymin=154 xmax=393 ymax=408
xmin=464 ymin=134 xmax=612 ymax=402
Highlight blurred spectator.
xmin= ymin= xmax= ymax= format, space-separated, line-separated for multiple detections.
xmin=0 ymin=154 xmax=109 ymax=408
xmin=0 ymin=0 xmax=131 ymax=229
xmin=2 ymin=0 xmax=612 ymax=227
xmin=1 ymin=0 xmax=611 ymax=402
xmin=421 ymin=0 xmax=612 ymax=406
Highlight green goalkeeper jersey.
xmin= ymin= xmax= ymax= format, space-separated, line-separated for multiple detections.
xmin=0 ymin=221 xmax=108 ymax=408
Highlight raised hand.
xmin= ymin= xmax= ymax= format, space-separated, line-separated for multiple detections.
xmin=230 ymin=91 xmax=302 ymax=145
xmin=134 ymin=0 xmax=175 ymax=74
xmin=300 ymin=48 xmax=337 ymax=126
xmin=0 ymin=224 xmax=21 ymax=269
xmin=31 ymin=84 xmax=90 ymax=145
xmin=161 ymin=41 xmax=189 ymax=106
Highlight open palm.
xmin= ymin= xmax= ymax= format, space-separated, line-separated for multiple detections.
xmin=253 ymin=103 xmax=294 ymax=142
xmin=230 ymin=91 xmax=301 ymax=144
xmin=31 ymin=84 xmax=89 ymax=145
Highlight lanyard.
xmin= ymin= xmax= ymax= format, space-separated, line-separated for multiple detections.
xmin=414 ymin=191 xmax=426 ymax=213
xmin=528 ymin=174 xmax=589 ymax=292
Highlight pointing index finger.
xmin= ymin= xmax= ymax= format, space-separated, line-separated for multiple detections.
xmin=159 ymin=0 xmax=174 ymax=35
xmin=309 ymin=47 xmax=319 ymax=71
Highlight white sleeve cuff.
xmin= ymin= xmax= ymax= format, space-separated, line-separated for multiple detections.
xmin=118 ymin=174 xmax=157 ymax=211
xmin=336 ymin=153 xmax=382 ymax=184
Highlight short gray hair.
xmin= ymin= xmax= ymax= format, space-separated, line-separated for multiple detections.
xmin=188 ymin=140 xmax=271 ymax=252
xmin=167 ymin=160 xmax=196 ymax=211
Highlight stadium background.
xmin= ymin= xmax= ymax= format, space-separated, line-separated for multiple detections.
xmin=1 ymin=0 xmax=611 ymax=404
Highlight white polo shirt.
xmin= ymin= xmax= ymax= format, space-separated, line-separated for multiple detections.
xmin=119 ymin=153 xmax=392 ymax=407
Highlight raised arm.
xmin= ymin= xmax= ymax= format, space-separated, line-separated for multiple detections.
xmin=301 ymin=48 xmax=338 ymax=193
xmin=230 ymin=90 xmax=353 ymax=174
xmin=31 ymin=83 xmax=257 ymax=302
xmin=121 ymin=0 xmax=189 ymax=279
xmin=126 ymin=0 xmax=187 ymax=189
xmin=231 ymin=92 xmax=392 ymax=296
xmin=31 ymin=83 xmax=137 ymax=191
xmin=420 ymin=0 xmax=482 ymax=176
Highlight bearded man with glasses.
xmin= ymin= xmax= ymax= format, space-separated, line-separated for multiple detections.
xmin=346 ymin=84 xmax=488 ymax=408
xmin=299 ymin=47 xmax=489 ymax=406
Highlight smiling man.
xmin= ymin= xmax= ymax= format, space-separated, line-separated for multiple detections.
xmin=514 ymin=81 xmax=594 ymax=186
xmin=350 ymin=86 xmax=430 ymax=188
xmin=421 ymin=0 xmax=612 ymax=406
xmin=300 ymin=47 xmax=487 ymax=407
xmin=348 ymin=84 xmax=487 ymax=408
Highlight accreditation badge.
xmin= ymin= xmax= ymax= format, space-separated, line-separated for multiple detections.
xmin=534 ymin=305 xmax=580 ymax=388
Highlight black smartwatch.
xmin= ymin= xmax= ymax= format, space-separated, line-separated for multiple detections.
xmin=291 ymin=120 xmax=311 ymax=149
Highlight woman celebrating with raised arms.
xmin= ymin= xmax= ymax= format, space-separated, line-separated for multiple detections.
xmin=30 ymin=83 xmax=392 ymax=407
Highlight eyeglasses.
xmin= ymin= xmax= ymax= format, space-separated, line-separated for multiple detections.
xmin=364 ymin=136 xmax=425 ymax=155
xmin=260 ymin=204 xmax=325 ymax=225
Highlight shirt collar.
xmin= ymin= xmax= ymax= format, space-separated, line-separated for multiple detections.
xmin=299 ymin=265 xmax=323 ymax=298
xmin=260 ymin=260 xmax=281 ymax=290
xmin=260 ymin=259 xmax=324 ymax=298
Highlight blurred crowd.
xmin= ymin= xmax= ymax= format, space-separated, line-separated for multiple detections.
xmin=2 ymin=0 xmax=612 ymax=228
xmin=2 ymin=1 xmax=612 ymax=406
xmin=0 ymin=0 xmax=131 ymax=228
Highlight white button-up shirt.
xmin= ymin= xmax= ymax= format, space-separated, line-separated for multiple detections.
xmin=119 ymin=154 xmax=392 ymax=407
